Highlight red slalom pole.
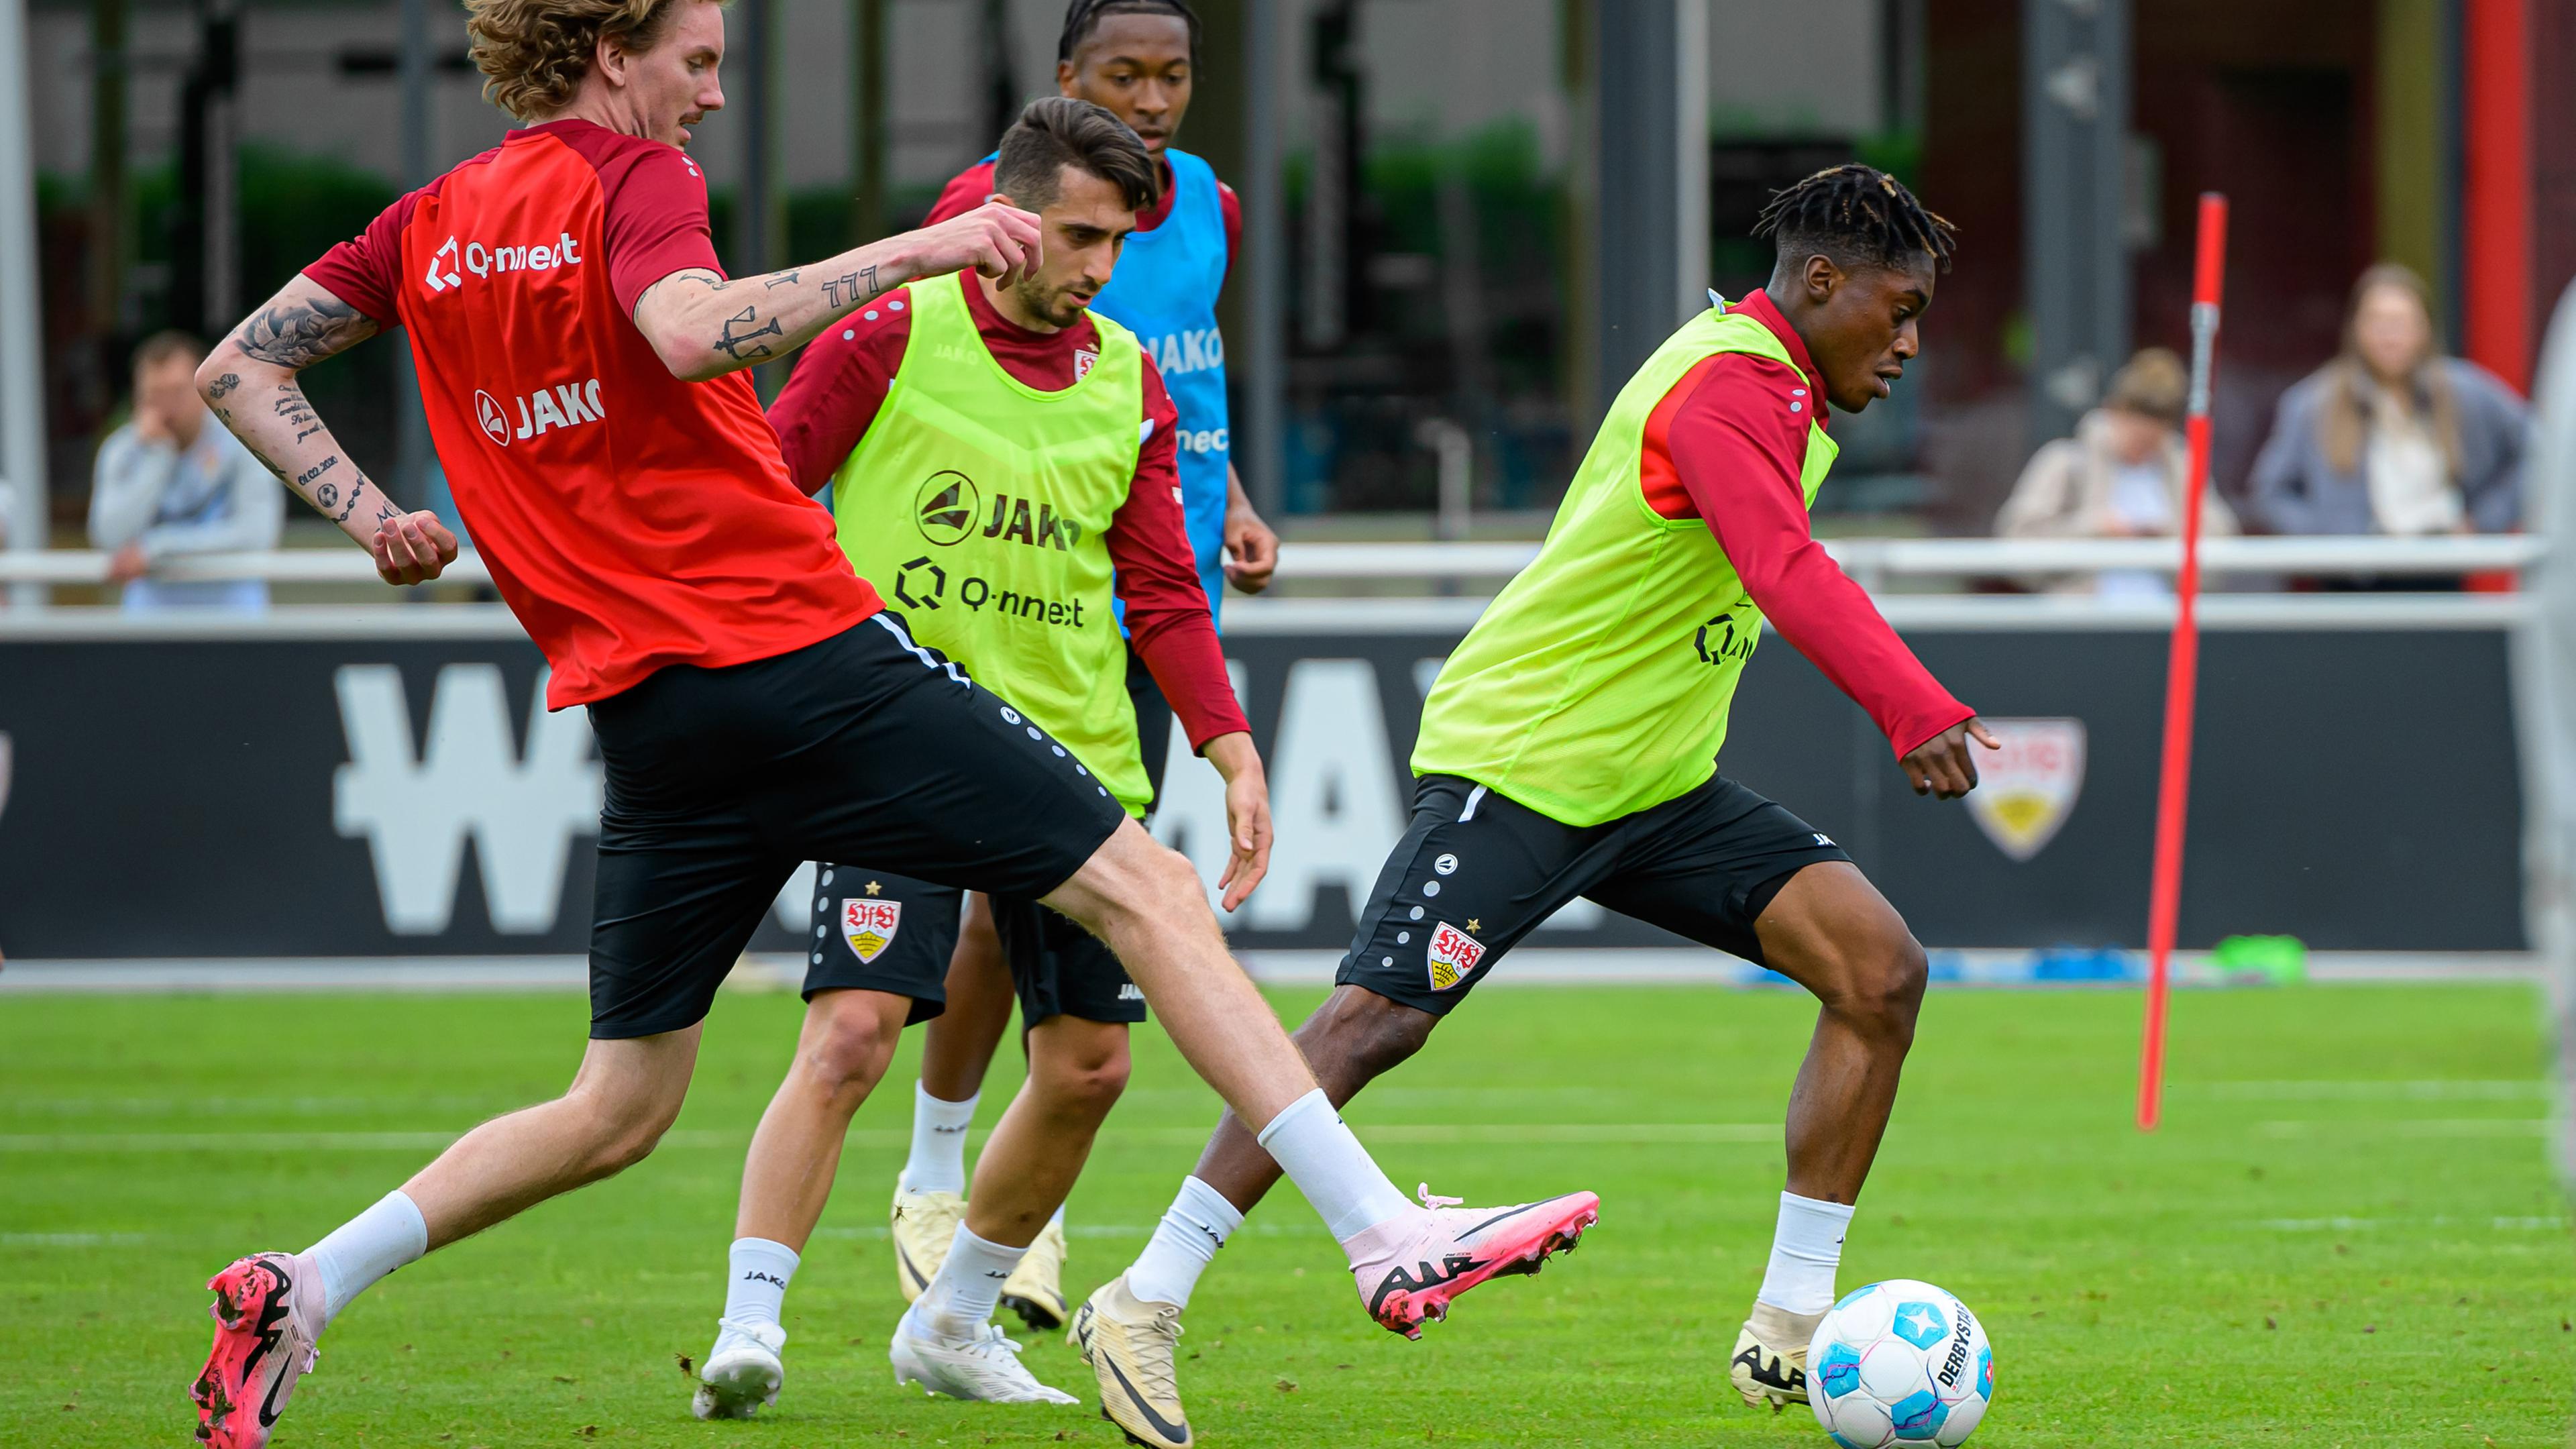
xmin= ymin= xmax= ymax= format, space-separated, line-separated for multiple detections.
xmin=2137 ymin=193 xmax=2229 ymax=1132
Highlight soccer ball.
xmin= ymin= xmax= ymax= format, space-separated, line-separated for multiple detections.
xmin=1806 ymin=1280 xmax=1993 ymax=1448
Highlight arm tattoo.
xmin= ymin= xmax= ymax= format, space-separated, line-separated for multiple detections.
xmin=763 ymin=269 xmax=801 ymax=290
xmin=273 ymin=382 xmax=326 ymax=444
xmin=232 ymin=294 xmax=378 ymax=369
xmin=822 ymin=267 xmax=882 ymax=309
xmin=713 ymin=305 xmax=784 ymax=362
xmin=207 ymin=372 xmax=241 ymax=399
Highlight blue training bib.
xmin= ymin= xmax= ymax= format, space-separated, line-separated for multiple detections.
xmin=1090 ymin=148 xmax=1233 ymax=627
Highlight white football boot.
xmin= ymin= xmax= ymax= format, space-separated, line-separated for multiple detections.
xmin=888 ymin=1303 xmax=1080 ymax=1405
xmin=692 ymin=1318 xmax=787 ymax=1419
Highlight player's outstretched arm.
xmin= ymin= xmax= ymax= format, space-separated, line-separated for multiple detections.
xmin=630 ymin=202 xmax=1043 ymax=383
xmin=194 ymin=274 xmax=457 ymax=586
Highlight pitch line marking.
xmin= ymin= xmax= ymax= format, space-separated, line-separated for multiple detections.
xmin=2187 ymin=1080 xmax=2546 ymax=1101
xmin=2252 ymin=1118 xmax=2546 ymax=1138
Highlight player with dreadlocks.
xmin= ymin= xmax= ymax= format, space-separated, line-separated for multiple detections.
xmin=876 ymin=0 xmax=1275 ymax=1344
xmin=1071 ymin=163 xmax=1999 ymax=1446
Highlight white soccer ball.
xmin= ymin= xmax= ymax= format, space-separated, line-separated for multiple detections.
xmin=1806 ymin=1280 xmax=1993 ymax=1448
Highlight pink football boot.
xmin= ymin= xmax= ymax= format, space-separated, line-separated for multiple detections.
xmin=1342 ymin=1185 xmax=1601 ymax=1338
xmin=192 ymin=1252 xmax=323 ymax=1448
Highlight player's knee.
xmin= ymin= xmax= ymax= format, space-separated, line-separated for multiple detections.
xmin=578 ymin=1093 xmax=681 ymax=1179
xmin=800 ymin=995 xmax=903 ymax=1097
xmin=1034 ymin=1027 xmax=1132 ymax=1117
xmin=1832 ymin=926 xmax=1927 ymax=1046
xmin=1301 ymin=987 xmax=1436 ymax=1098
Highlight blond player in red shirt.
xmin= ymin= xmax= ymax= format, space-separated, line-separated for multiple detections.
xmin=182 ymin=4 xmax=1595 ymax=1446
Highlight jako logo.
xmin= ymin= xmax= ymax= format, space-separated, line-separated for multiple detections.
xmin=423 ymin=231 xmax=584 ymax=294
xmin=916 ymin=472 xmax=980 ymax=545
xmin=333 ymin=665 xmax=602 ymax=934
xmin=476 ymin=380 xmax=606 ymax=447
xmin=1144 ymin=327 xmax=1224 ymax=377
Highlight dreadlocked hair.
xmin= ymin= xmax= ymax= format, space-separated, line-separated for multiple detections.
xmin=1058 ymin=0 xmax=1201 ymax=66
xmin=1754 ymin=164 xmax=1957 ymax=275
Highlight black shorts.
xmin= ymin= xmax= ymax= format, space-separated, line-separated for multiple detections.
xmin=1335 ymin=772 xmax=1851 ymax=1016
xmin=801 ymin=869 xmax=1144 ymax=1028
xmin=583 ymin=613 xmax=1128 ymax=1040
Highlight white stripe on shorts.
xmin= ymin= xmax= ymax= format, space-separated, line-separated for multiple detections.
xmin=873 ymin=612 xmax=971 ymax=688
xmin=1458 ymin=784 xmax=1489 ymax=822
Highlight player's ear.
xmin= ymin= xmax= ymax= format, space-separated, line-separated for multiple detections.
xmin=595 ymin=32 xmax=631 ymax=89
xmin=1803 ymin=254 xmax=1842 ymax=305
xmin=1058 ymin=58 xmax=1079 ymax=95
xmin=987 ymin=191 xmax=1015 ymax=211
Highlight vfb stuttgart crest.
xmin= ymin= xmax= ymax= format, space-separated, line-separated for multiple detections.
xmin=842 ymin=898 xmax=902 ymax=963
xmin=1426 ymin=920 xmax=1485 ymax=991
xmin=1964 ymin=718 xmax=2087 ymax=861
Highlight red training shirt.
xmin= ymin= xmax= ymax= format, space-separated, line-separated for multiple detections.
xmin=769 ymin=271 xmax=1247 ymax=750
xmin=926 ymin=154 xmax=1241 ymax=272
xmin=1640 ymin=289 xmax=1971 ymax=757
xmin=305 ymin=118 xmax=879 ymax=709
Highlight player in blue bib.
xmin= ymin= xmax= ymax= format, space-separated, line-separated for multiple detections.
xmin=890 ymin=0 xmax=1281 ymax=1363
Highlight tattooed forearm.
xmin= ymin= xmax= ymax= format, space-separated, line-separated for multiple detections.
xmin=273 ymin=382 xmax=327 ymax=444
xmin=713 ymin=305 xmax=784 ymax=362
xmin=763 ymin=269 xmax=801 ymax=290
xmin=232 ymin=294 xmax=378 ymax=369
xmin=822 ymin=267 xmax=882 ymax=309
xmin=305 ymin=469 xmax=372 ymax=524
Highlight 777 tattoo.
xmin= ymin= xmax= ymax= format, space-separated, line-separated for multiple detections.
xmin=822 ymin=267 xmax=882 ymax=309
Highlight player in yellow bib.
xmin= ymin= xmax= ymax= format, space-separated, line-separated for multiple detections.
xmin=1091 ymin=165 xmax=2002 ymax=1428
xmin=690 ymin=98 xmax=1598 ymax=1426
xmin=691 ymin=99 xmax=1271 ymax=1413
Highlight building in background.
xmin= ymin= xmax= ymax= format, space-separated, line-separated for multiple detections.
xmin=15 ymin=0 xmax=2576 ymax=543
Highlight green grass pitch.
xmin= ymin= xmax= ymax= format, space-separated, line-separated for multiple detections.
xmin=3 ymin=981 xmax=2569 ymax=1446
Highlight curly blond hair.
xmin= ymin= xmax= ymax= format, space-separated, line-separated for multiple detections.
xmin=464 ymin=0 xmax=710 ymax=121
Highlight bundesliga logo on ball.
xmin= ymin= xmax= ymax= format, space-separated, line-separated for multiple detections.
xmin=1807 ymin=1280 xmax=1993 ymax=1447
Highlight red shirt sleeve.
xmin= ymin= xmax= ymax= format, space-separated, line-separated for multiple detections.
xmin=1661 ymin=354 xmax=1973 ymax=758
xmin=304 ymin=185 xmax=434 ymax=329
xmin=593 ymin=143 xmax=727 ymax=317
xmin=766 ymin=303 xmax=914 ymax=496
xmin=925 ymin=162 xmax=1000 ymax=225
xmin=1110 ymin=360 xmax=1247 ymax=749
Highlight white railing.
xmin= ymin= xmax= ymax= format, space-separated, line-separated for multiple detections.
xmin=0 ymin=533 xmax=2544 ymax=593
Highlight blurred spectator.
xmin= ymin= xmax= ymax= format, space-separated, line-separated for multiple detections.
xmin=1995 ymin=347 xmax=2235 ymax=595
xmin=87 ymin=331 xmax=283 ymax=612
xmin=2249 ymin=264 xmax=2526 ymax=537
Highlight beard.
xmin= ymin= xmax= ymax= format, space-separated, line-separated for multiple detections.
xmin=1012 ymin=276 xmax=1092 ymax=329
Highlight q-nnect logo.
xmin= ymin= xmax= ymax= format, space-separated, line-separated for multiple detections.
xmin=916 ymin=472 xmax=979 ymax=546
xmin=894 ymin=555 xmax=947 ymax=611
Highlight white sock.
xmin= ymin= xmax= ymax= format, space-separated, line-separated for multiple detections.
xmin=305 ymin=1190 xmax=428 ymax=1329
xmin=901 ymin=1082 xmax=978 ymax=1195
xmin=722 ymin=1237 xmax=800 ymax=1331
xmin=1127 ymin=1176 xmax=1244 ymax=1309
xmin=1756 ymin=1191 xmax=1856 ymax=1316
xmin=914 ymin=1223 xmax=1024 ymax=1336
xmin=1254 ymin=1089 xmax=1413 ymax=1243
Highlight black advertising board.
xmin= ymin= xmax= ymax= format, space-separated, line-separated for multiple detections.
xmin=0 ymin=608 xmax=2524 ymax=959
